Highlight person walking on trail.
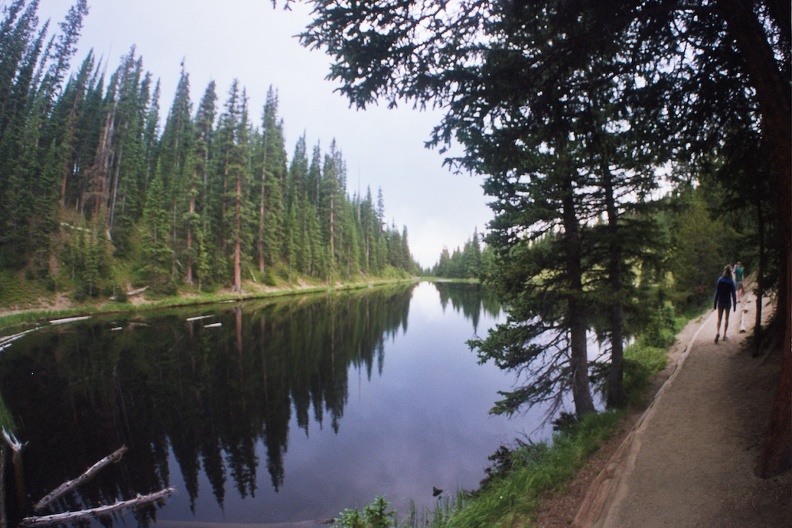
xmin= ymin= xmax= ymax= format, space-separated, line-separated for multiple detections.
xmin=713 ymin=265 xmax=737 ymax=343
xmin=734 ymin=261 xmax=745 ymax=301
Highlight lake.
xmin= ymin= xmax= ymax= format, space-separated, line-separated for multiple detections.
xmin=0 ymin=281 xmax=561 ymax=526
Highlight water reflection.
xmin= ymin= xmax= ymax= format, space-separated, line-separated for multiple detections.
xmin=433 ymin=281 xmax=502 ymax=332
xmin=0 ymin=282 xmax=538 ymax=526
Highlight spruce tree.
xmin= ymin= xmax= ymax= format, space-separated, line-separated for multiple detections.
xmin=104 ymin=50 xmax=148 ymax=254
xmin=185 ymin=81 xmax=216 ymax=286
xmin=256 ymin=86 xmax=286 ymax=271
xmin=157 ymin=65 xmax=194 ymax=280
xmin=139 ymin=174 xmax=174 ymax=292
xmin=214 ymin=80 xmax=252 ymax=292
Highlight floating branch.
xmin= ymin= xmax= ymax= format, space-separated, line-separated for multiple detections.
xmin=1 ymin=428 xmax=23 ymax=454
xmin=33 ymin=446 xmax=128 ymax=512
xmin=49 ymin=316 xmax=91 ymax=325
xmin=0 ymin=328 xmax=41 ymax=352
xmin=186 ymin=315 xmax=213 ymax=322
xmin=21 ymin=488 xmax=175 ymax=527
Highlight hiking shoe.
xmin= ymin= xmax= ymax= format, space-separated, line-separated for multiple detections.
xmin=715 ymin=333 xmax=720 ymax=344
xmin=723 ymin=335 xmax=728 ymax=341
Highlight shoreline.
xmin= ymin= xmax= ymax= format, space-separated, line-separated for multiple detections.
xmin=0 ymin=276 xmax=423 ymax=329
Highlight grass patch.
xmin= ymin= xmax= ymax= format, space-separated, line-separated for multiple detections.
xmin=0 ymin=269 xmax=53 ymax=308
xmin=440 ymin=412 xmax=621 ymax=528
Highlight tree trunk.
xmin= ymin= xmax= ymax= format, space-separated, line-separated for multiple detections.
xmin=604 ymin=168 xmax=626 ymax=408
xmin=753 ymin=196 xmax=765 ymax=357
xmin=34 ymin=447 xmax=128 ymax=512
xmin=233 ymin=169 xmax=242 ymax=293
xmin=259 ymin=130 xmax=268 ymax=273
xmin=258 ymin=170 xmax=266 ymax=273
xmin=562 ymin=170 xmax=595 ymax=417
xmin=185 ymin=175 xmax=195 ymax=285
xmin=22 ymin=489 xmax=174 ymax=527
xmin=719 ymin=0 xmax=792 ymax=478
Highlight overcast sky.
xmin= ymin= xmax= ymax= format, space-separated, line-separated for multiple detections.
xmin=33 ymin=0 xmax=492 ymax=268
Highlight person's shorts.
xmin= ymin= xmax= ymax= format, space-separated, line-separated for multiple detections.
xmin=736 ymin=281 xmax=743 ymax=290
xmin=717 ymin=301 xmax=732 ymax=311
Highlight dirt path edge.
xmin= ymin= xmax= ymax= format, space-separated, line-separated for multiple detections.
xmin=571 ymin=310 xmax=715 ymax=527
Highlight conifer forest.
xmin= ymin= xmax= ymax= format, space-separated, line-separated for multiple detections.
xmin=0 ymin=0 xmax=419 ymax=302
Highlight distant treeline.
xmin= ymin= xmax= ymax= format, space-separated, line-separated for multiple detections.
xmin=0 ymin=0 xmax=419 ymax=299
xmin=429 ymin=229 xmax=494 ymax=280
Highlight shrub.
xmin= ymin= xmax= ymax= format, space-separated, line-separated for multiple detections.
xmin=333 ymin=496 xmax=394 ymax=528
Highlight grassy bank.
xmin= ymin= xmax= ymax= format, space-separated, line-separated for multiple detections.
xmin=0 ymin=272 xmax=421 ymax=331
xmin=333 ymin=302 xmax=695 ymax=528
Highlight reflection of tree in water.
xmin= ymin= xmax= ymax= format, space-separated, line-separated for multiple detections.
xmin=0 ymin=284 xmax=415 ymax=524
xmin=433 ymin=282 xmax=502 ymax=333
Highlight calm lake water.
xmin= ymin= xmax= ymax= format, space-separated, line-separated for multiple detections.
xmin=0 ymin=281 xmax=562 ymax=526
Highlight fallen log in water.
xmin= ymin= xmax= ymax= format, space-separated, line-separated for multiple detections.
xmin=0 ymin=328 xmax=41 ymax=352
xmin=21 ymin=488 xmax=175 ymax=527
xmin=186 ymin=315 xmax=213 ymax=322
xmin=48 ymin=316 xmax=91 ymax=325
xmin=2 ymin=428 xmax=23 ymax=454
xmin=34 ymin=446 xmax=128 ymax=512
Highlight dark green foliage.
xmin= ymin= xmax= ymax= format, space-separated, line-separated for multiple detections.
xmin=138 ymin=175 xmax=175 ymax=293
xmin=333 ymin=496 xmax=394 ymax=528
xmin=432 ymin=229 xmax=493 ymax=280
xmin=61 ymin=225 xmax=112 ymax=298
xmin=0 ymin=1 xmax=417 ymax=298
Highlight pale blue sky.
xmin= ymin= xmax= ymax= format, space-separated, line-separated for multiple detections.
xmin=35 ymin=0 xmax=492 ymax=268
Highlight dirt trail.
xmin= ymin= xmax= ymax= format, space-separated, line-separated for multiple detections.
xmin=573 ymin=289 xmax=791 ymax=527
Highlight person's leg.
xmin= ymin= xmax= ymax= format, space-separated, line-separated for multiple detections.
xmin=723 ymin=308 xmax=730 ymax=340
xmin=716 ymin=306 xmax=723 ymax=343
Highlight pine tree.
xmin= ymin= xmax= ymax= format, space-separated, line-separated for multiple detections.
xmin=256 ymin=86 xmax=286 ymax=271
xmin=319 ymin=140 xmax=346 ymax=279
xmin=157 ymin=64 xmax=194 ymax=281
xmin=104 ymin=50 xmax=148 ymax=254
xmin=139 ymin=173 xmax=174 ymax=293
xmin=37 ymin=0 xmax=88 ymax=113
xmin=285 ymin=133 xmax=309 ymax=272
xmin=306 ymin=142 xmax=322 ymax=207
xmin=55 ymin=50 xmax=94 ymax=208
xmin=185 ymin=81 xmax=216 ymax=286
xmin=213 ymin=80 xmax=252 ymax=292
xmin=0 ymin=1 xmax=46 ymax=268
xmin=0 ymin=0 xmax=40 ymax=137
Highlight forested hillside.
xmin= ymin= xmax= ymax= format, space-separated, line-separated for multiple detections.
xmin=0 ymin=0 xmax=419 ymax=304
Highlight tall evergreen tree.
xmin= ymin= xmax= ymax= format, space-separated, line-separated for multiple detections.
xmin=36 ymin=0 xmax=87 ymax=112
xmin=256 ymin=86 xmax=286 ymax=271
xmin=157 ymin=64 xmax=194 ymax=280
xmin=214 ymin=80 xmax=252 ymax=292
xmin=139 ymin=173 xmax=173 ymax=292
xmin=319 ymin=140 xmax=345 ymax=278
xmin=186 ymin=80 xmax=216 ymax=286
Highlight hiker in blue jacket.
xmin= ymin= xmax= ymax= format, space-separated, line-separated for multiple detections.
xmin=713 ymin=265 xmax=737 ymax=343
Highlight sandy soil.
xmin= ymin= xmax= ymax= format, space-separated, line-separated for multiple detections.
xmin=534 ymin=288 xmax=791 ymax=528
